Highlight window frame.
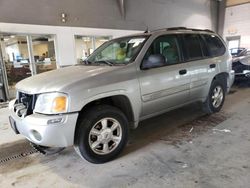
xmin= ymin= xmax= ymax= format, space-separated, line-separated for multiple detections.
xmin=140 ymin=34 xmax=185 ymax=70
xmin=181 ymin=34 xmax=204 ymax=62
xmin=200 ymin=34 xmax=226 ymax=58
xmin=181 ymin=33 xmax=226 ymax=62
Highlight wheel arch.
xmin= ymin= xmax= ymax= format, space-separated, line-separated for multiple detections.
xmin=212 ymin=72 xmax=229 ymax=90
xmin=74 ymin=95 xmax=135 ymax=144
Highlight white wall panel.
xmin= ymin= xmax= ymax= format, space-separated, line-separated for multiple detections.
xmin=0 ymin=23 xmax=140 ymax=66
xmin=224 ymin=3 xmax=250 ymax=48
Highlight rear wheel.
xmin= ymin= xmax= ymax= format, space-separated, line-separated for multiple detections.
xmin=203 ymin=80 xmax=226 ymax=114
xmin=74 ymin=105 xmax=129 ymax=164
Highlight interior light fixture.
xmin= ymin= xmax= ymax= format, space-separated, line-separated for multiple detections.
xmin=61 ymin=13 xmax=67 ymax=23
xmin=99 ymin=39 xmax=109 ymax=42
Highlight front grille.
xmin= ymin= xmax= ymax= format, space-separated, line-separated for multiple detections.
xmin=14 ymin=92 xmax=36 ymax=117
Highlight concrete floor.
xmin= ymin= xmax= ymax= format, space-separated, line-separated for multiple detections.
xmin=0 ymin=85 xmax=250 ymax=188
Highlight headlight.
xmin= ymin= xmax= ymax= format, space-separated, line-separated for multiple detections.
xmin=34 ymin=93 xmax=69 ymax=114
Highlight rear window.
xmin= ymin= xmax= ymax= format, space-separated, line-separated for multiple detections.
xmin=202 ymin=34 xmax=225 ymax=57
xmin=183 ymin=34 xmax=203 ymax=61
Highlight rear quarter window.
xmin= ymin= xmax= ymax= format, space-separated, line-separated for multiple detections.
xmin=202 ymin=34 xmax=226 ymax=57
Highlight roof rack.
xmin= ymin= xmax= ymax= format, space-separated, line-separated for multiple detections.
xmin=151 ymin=27 xmax=215 ymax=33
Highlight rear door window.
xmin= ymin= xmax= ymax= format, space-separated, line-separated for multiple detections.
xmin=183 ymin=34 xmax=203 ymax=61
xmin=202 ymin=34 xmax=225 ymax=57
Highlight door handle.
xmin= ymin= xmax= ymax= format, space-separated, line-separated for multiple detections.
xmin=209 ymin=64 xmax=216 ymax=68
xmin=179 ymin=69 xmax=187 ymax=75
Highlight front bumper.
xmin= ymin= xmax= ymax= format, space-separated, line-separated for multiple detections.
xmin=9 ymin=101 xmax=79 ymax=147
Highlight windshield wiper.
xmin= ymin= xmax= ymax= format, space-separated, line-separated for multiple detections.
xmin=94 ymin=60 xmax=114 ymax=66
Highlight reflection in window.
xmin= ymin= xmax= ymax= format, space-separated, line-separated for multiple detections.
xmin=32 ymin=35 xmax=57 ymax=74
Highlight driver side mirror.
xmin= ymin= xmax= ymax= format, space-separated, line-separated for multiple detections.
xmin=141 ymin=54 xmax=166 ymax=70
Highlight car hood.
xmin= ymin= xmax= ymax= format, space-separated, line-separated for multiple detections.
xmin=16 ymin=65 xmax=119 ymax=94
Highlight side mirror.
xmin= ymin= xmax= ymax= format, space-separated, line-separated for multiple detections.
xmin=141 ymin=54 xmax=166 ymax=70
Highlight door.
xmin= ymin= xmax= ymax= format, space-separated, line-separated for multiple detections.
xmin=138 ymin=35 xmax=190 ymax=117
xmin=185 ymin=34 xmax=226 ymax=101
xmin=226 ymin=36 xmax=240 ymax=50
xmin=0 ymin=34 xmax=32 ymax=98
xmin=0 ymin=34 xmax=57 ymax=99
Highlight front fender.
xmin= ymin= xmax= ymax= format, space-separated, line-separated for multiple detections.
xmin=70 ymin=89 xmax=141 ymax=125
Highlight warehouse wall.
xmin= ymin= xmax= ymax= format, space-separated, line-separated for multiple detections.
xmin=223 ymin=3 xmax=250 ymax=48
xmin=0 ymin=23 xmax=140 ymax=67
xmin=0 ymin=0 xmax=217 ymax=30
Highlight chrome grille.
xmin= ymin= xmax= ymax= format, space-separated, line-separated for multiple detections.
xmin=14 ymin=92 xmax=36 ymax=118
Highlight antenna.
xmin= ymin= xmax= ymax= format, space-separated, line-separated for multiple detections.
xmin=144 ymin=26 xmax=149 ymax=33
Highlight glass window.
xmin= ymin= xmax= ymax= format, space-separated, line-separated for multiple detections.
xmin=1 ymin=35 xmax=32 ymax=98
xmin=32 ymin=35 xmax=57 ymax=74
xmin=183 ymin=34 xmax=203 ymax=60
xmin=75 ymin=36 xmax=94 ymax=64
xmin=86 ymin=36 xmax=147 ymax=65
xmin=203 ymin=34 xmax=225 ymax=57
xmin=199 ymin=36 xmax=210 ymax=57
xmin=143 ymin=35 xmax=180 ymax=65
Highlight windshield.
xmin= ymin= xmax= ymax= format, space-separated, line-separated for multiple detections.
xmin=85 ymin=36 xmax=148 ymax=65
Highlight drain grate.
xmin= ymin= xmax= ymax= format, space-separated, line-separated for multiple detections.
xmin=0 ymin=140 xmax=38 ymax=164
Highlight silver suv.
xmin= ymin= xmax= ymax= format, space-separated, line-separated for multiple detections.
xmin=9 ymin=27 xmax=234 ymax=163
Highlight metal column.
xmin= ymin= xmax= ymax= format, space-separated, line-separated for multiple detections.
xmin=26 ymin=35 xmax=37 ymax=75
xmin=0 ymin=45 xmax=9 ymax=101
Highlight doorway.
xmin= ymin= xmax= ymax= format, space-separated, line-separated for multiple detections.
xmin=0 ymin=33 xmax=57 ymax=99
xmin=226 ymin=36 xmax=241 ymax=50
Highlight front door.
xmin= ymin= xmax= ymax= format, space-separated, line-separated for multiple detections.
xmin=138 ymin=34 xmax=190 ymax=117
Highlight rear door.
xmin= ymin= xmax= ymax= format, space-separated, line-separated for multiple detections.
xmin=138 ymin=34 xmax=190 ymax=117
xmin=182 ymin=33 xmax=225 ymax=101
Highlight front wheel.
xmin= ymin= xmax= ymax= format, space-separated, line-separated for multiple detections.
xmin=203 ymin=80 xmax=226 ymax=114
xmin=74 ymin=105 xmax=129 ymax=164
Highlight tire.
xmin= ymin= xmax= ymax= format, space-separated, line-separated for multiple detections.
xmin=203 ymin=79 xmax=226 ymax=114
xmin=74 ymin=105 xmax=129 ymax=164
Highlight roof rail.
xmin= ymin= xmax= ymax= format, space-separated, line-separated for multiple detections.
xmin=188 ymin=28 xmax=215 ymax=33
xmin=166 ymin=27 xmax=187 ymax=31
xmin=151 ymin=27 xmax=215 ymax=33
